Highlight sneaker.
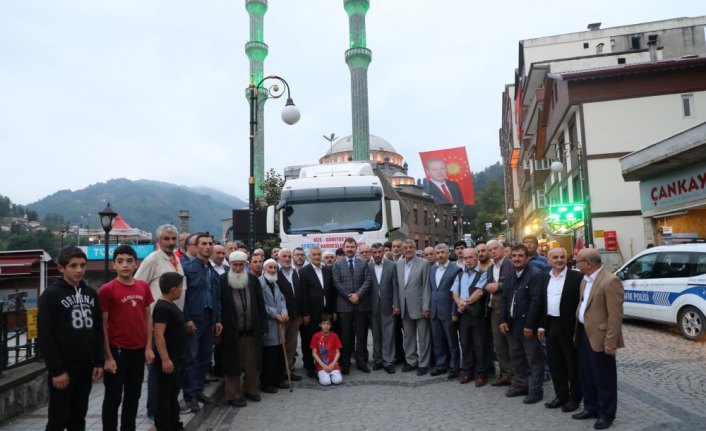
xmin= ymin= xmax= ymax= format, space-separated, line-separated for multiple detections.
xmin=187 ymin=399 xmax=201 ymax=412
xmin=179 ymin=400 xmax=191 ymax=414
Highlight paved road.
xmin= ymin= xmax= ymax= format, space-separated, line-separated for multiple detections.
xmin=199 ymin=320 xmax=706 ymax=431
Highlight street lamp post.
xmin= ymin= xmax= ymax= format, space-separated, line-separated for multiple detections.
xmin=507 ymin=208 xmax=517 ymax=244
xmin=98 ymin=203 xmax=118 ymax=283
xmin=248 ymin=75 xmax=300 ymax=251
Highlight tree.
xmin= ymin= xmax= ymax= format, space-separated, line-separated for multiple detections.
xmin=470 ymin=179 xmax=506 ymax=240
xmin=258 ymin=168 xmax=284 ymax=209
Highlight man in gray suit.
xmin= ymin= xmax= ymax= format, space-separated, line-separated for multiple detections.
xmin=394 ymin=239 xmax=431 ymax=376
xmin=368 ymin=243 xmax=399 ymax=374
xmin=332 ymin=237 xmax=372 ymax=375
xmin=429 ymin=243 xmax=462 ymax=379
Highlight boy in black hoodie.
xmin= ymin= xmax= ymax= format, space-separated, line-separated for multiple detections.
xmin=38 ymin=246 xmax=104 ymax=431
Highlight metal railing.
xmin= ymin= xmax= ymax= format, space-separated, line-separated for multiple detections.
xmin=1 ymin=294 xmax=40 ymax=373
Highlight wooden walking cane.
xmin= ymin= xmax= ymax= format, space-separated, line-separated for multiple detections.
xmin=279 ymin=322 xmax=293 ymax=392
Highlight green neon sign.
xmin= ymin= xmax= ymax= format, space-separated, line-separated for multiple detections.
xmin=548 ymin=204 xmax=585 ymax=223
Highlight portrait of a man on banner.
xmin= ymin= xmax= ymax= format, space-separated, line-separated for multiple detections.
xmin=419 ymin=147 xmax=475 ymax=208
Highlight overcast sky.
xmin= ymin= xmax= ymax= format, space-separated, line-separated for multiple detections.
xmin=1 ymin=1 xmax=703 ymax=205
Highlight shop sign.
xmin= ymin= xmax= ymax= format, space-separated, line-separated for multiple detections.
xmin=640 ymin=163 xmax=706 ymax=212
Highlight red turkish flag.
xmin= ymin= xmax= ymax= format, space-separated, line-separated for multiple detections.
xmin=419 ymin=147 xmax=475 ymax=206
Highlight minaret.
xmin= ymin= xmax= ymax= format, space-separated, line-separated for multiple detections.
xmin=344 ymin=0 xmax=372 ymax=161
xmin=245 ymin=0 xmax=268 ymax=198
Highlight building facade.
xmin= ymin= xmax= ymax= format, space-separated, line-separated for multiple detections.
xmin=500 ymin=16 xmax=706 ymax=263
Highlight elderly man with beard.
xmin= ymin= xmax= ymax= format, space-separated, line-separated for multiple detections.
xmin=276 ymin=248 xmax=304 ymax=382
xmin=259 ymin=259 xmax=288 ymax=394
xmin=219 ymin=251 xmax=266 ymax=407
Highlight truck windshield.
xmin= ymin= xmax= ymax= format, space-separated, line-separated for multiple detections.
xmin=283 ymin=198 xmax=383 ymax=234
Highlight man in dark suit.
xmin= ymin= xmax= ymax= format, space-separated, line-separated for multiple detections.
xmin=332 ymin=237 xmax=372 ymax=374
xmin=275 ymin=248 xmax=303 ymax=382
xmin=424 ymin=158 xmax=465 ymax=207
xmin=395 ymin=239 xmax=431 ymax=376
xmin=299 ymin=247 xmax=336 ymax=378
xmin=429 ymin=243 xmax=462 ymax=378
xmin=538 ymin=247 xmax=582 ymax=412
xmin=485 ymin=239 xmax=514 ymax=386
xmin=368 ymin=243 xmax=398 ymax=374
xmin=572 ymin=248 xmax=624 ymax=430
xmin=499 ymin=244 xmax=545 ymax=405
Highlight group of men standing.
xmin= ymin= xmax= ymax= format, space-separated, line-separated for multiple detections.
xmin=71 ymin=224 xmax=623 ymax=431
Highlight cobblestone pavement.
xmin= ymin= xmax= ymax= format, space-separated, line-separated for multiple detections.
xmin=200 ymin=320 xmax=706 ymax=431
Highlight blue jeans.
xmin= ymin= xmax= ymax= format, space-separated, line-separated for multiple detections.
xmin=182 ymin=314 xmax=213 ymax=400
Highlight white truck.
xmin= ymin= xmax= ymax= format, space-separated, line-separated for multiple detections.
xmin=267 ymin=162 xmax=405 ymax=252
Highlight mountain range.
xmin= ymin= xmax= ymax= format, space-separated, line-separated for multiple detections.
xmin=27 ymin=178 xmax=247 ymax=239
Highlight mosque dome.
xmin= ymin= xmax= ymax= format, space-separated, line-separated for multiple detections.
xmin=324 ymin=134 xmax=397 ymax=156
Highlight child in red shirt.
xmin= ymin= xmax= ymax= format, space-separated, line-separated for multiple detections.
xmin=309 ymin=314 xmax=343 ymax=386
xmin=99 ymin=245 xmax=154 ymax=431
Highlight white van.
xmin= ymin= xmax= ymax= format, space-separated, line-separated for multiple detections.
xmin=615 ymin=243 xmax=706 ymax=341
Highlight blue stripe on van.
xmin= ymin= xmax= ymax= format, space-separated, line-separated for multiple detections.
xmin=624 ymin=286 xmax=706 ymax=306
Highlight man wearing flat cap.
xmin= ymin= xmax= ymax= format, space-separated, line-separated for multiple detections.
xmin=218 ymin=251 xmax=266 ymax=407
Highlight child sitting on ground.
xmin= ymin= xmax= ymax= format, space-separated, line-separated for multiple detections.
xmin=310 ymin=313 xmax=343 ymax=386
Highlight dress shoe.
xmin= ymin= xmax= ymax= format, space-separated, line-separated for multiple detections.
xmin=523 ymin=392 xmax=543 ymax=404
xmin=594 ymin=419 xmax=613 ymax=429
xmin=227 ymin=399 xmax=246 ymax=407
xmin=290 ymin=373 xmax=303 ymax=381
xmin=430 ymin=367 xmax=447 ymax=376
xmin=306 ymin=370 xmax=317 ymax=379
xmin=261 ymin=386 xmax=278 ymax=394
xmin=474 ymin=378 xmax=487 ymax=387
xmin=490 ymin=378 xmax=512 ymax=387
xmin=505 ymin=386 xmax=529 ymax=397
xmin=562 ymin=401 xmax=580 ymax=412
xmin=373 ymin=362 xmax=384 ymax=371
xmin=244 ymin=393 xmax=261 ymax=402
xmin=195 ymin=393 xmax=214 ymax=404
xmin=447 ymin=370 xmax=460 ymax=380
xmin=572 ymin=410 xmax=598 ymax=420
xmin=357 ymin=364 xmax=371 ymax=373
xmin=416 ymin=367 xmax=428 ymax=376
xmin=459 ymin=375 xmax=472 ymax=384
xmin=545 ymin=398 xmax=567 ymax=409
xmin=341 ymin=364 xmax=351 ymax=375
xmin=384 ymin=365 xmax=396 ymax=374
xmin=401 ymin=363 xmax=417 ymax=373
xmin=277 ymin=381 xmax=291 ymax=390
xmin=205 ymin=373 xmax=220 ymax=382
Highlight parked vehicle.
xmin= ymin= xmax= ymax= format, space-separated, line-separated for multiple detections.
xmin=615 ymin=243 xmax=706 ymax=341
xmin=267 ymin=162 xmax=404 ymax=253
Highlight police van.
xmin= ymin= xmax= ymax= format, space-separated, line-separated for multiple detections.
xmin=615 ymin=243 xmax=706 ymax=341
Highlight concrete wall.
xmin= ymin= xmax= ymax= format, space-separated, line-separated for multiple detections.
xmin=0 ymin=363 xmax=48 ymax=425
xmin=583 ymin=92 xmax=706 ymax=156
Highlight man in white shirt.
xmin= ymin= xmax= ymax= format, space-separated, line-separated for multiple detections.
xmin=537 ymin=247 xmax=582 ymax=412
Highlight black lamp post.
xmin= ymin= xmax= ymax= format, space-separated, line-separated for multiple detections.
xmin=99 ymin=203 xmax=118 ymax=283
xmin=248 ymin=75 xmax=300 ymax=251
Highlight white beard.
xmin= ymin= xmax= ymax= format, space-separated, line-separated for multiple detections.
xmin=264 ymin=272 xmax=278 ymax=284
xmin=227 ymin=271 xmax=248 ymax=290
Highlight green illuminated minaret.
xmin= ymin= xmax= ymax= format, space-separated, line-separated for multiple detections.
xmin=245 ymin=0 xmax=268 ymax=197
xmin=344 ymin=0 xmax=372 ymax=161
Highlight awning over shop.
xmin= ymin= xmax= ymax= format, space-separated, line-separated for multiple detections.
xmin=0 ymin=250 xmax=53 ymax=277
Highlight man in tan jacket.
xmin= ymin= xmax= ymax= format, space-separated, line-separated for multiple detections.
xmin=572 ymin=248 xmax=624 ymax=430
